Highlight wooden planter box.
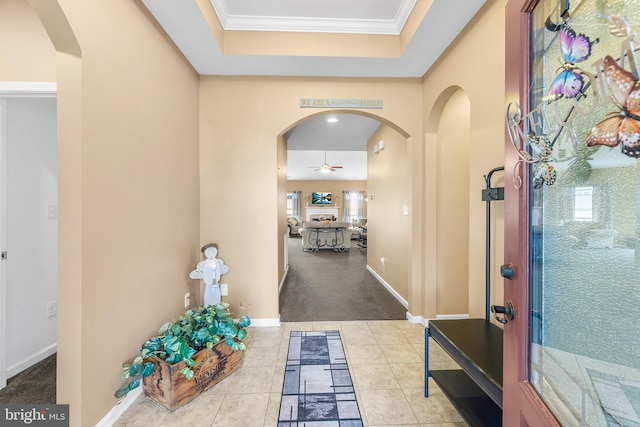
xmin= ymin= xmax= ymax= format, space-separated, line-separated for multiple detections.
xmin=143 ymin=341 xmax=243 ymax=411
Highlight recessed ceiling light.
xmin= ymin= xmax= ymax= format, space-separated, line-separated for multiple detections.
xmin=327 ymin=117 xmax=338 ymax=123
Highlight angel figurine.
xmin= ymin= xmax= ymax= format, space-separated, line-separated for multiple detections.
xmin=189 ymin=243 xmax=230 ymax=306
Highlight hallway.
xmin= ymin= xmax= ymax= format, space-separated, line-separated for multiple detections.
xmin=279 ymin=237 xmax=407 ymax=322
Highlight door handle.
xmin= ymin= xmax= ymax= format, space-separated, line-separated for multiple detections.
xmin=500 ymin=263 xmax=515 ymax=280
xmin=491 ymin=301 xmax=515 ymax=324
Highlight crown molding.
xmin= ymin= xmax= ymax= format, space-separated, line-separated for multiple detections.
xmin=210 ymin=0 xmax=231 ymax=28
xmin=395 ymin=0 xmax=417 ymax=31
xmin=224 ymin=16 xmax=400 ymax=34
xmin=210 ymin=0 xmax=416 ymax=35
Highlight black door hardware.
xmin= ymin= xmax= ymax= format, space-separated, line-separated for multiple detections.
xmin=491 ymin=301 xmax=515 ymax=324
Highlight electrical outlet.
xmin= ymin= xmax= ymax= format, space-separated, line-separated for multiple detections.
xmin=220 ymin=284 xmax=228 ymax=296
xmin=184 ymin=292 xmax=191 ymax=308
xmin=47 ymin=301 xmax=57 ymax=318
xmin=380 ymin=257 xmax=385 ymax=266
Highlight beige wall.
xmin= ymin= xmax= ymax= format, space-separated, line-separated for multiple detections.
xmin=286 ymin=180 xmax=367 ymax=221
xmin=435 ymin=88 xmax=470 ymax=315
xmin=0 ymin=0 xmax=55 ymax=81
xmin=422 ymin=0 xmax=506 ymax=319
xmin=11 ymin=1 xmax=201 ymax=425
xmin=200 ymin=76 xmax=422 ymax=320
xmin=367 ymin=124 xmax=410 ymax=301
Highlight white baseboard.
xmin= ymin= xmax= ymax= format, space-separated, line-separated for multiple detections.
xmin=96 ymin=386 xmax=142 ymax=427
xmin=406 ymin=312 xmax=427 ymax=326
xmin=279 ymin=265 xmax=289 ymax=294
xmin=6 ymin=343 xmax=57 ymax=378
xmin=248 ymin=318 xmax=281 ymax=327
xmin=435 ymin=313 xmax=470 ymax=320
xmin=366 ymin=265 xmax=408 ymax=309
xmin=423 ymin=314 xmax=470 ymax=327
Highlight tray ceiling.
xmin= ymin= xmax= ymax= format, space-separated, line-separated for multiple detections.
xmin=139 ymin=0 xmax=487 ymax=180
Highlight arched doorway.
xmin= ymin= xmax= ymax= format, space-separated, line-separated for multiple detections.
xmin=277 ymin=110 xmax=413 ymax=321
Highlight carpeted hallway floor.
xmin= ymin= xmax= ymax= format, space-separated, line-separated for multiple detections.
xmin=279 ymin=236 xmax=407 ymax=321
xmin=0 ymin=353 xmax=56 ymax=404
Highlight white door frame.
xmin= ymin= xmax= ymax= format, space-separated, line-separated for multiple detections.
xmin=0 ymin=81 xmax=56 ymax=389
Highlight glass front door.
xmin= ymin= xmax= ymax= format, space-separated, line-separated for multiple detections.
xmin=507 ymin=0 xmax=640 ymax=425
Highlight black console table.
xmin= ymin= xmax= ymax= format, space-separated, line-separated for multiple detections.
xmin=425 ymin=319 xmax=503 ymax=426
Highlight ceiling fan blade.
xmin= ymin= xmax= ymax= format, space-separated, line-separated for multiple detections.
xmin=330 ymin=166 xmax=343 ymax=169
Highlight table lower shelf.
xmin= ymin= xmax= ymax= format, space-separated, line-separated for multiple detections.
xmin=430 ymin=369 xmax=502 ymax=427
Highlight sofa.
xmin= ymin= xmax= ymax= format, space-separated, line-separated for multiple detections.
xmin=299 ymin=221 xmax=358 ymax=252
xmin=559 ymin=221 xmax=618 ymax=249
xmin=287 ymin=216 xmax=302 ymax=237
xmin=309 ymin=214 xmax=336 ymax=221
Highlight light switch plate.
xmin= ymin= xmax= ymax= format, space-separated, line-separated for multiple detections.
xmin=47 ymin=204 xmax=57 ymax=219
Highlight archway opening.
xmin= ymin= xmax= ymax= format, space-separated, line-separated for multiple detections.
xmin=277 ymin=110 xmax=412 ymax=322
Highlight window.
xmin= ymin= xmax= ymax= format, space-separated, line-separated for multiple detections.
xmin=287 ymin=191 xmax=301 ymax=219
xmin=573 ymin=186 xmax=593 ymax=221
xmin=342 ymin=191 xmax=365 ymax=223
xmin=286 ymin=193 xmax=294 ymax=217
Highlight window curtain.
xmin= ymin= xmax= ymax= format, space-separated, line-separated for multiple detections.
xmin=291 ymin=191 xmax=302 ymax=220
xmin=342 ymin=191 xmax=365 ymax=223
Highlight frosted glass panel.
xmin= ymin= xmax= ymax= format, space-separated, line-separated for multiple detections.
xmin=527 ymin=1 xmax=640 ymax=425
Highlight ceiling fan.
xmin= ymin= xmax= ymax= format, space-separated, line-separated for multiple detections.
xmin=309 ymin=151 xmax=343 ymax=174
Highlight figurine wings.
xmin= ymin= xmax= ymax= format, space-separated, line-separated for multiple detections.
xmin=189 ymin=259 xmax=229 ymax=282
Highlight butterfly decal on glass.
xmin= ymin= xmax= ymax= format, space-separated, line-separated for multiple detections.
xmin=532 ymin=162 xmax=557 ymax=188
xmin=586 ymin=56 xmax=640 ymax=158
xmin=546 ymin=25 xmax=596 ymax=102
xmin=514 ymin=133 xmax=557 ymax=188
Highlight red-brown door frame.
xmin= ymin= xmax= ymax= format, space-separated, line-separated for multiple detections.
xmin=503 ymin=0 xmax=561 ymax=425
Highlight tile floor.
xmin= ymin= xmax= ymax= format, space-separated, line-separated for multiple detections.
xmin=113 ymin=320 xmax=469 ymax=427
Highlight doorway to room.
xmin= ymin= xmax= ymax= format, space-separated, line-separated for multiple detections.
xmin=0 ymin=86 xmax=58 ymax=402
xmin=278 ymin=111 xmax=411 ymax=322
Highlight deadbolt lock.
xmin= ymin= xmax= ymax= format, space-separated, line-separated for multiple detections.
xmin=500 ymin=263 xmax=515 ymax=280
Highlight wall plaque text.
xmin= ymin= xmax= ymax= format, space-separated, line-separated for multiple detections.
xmin=299 ymin=98 xmax=383 ymax=109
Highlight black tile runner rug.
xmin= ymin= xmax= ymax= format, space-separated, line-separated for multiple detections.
xmin=278 ymin=331 xmax=363 ymax=427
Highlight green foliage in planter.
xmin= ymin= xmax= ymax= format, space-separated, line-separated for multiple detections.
xmin=115 ymin=303 xmax=250 ymax=398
